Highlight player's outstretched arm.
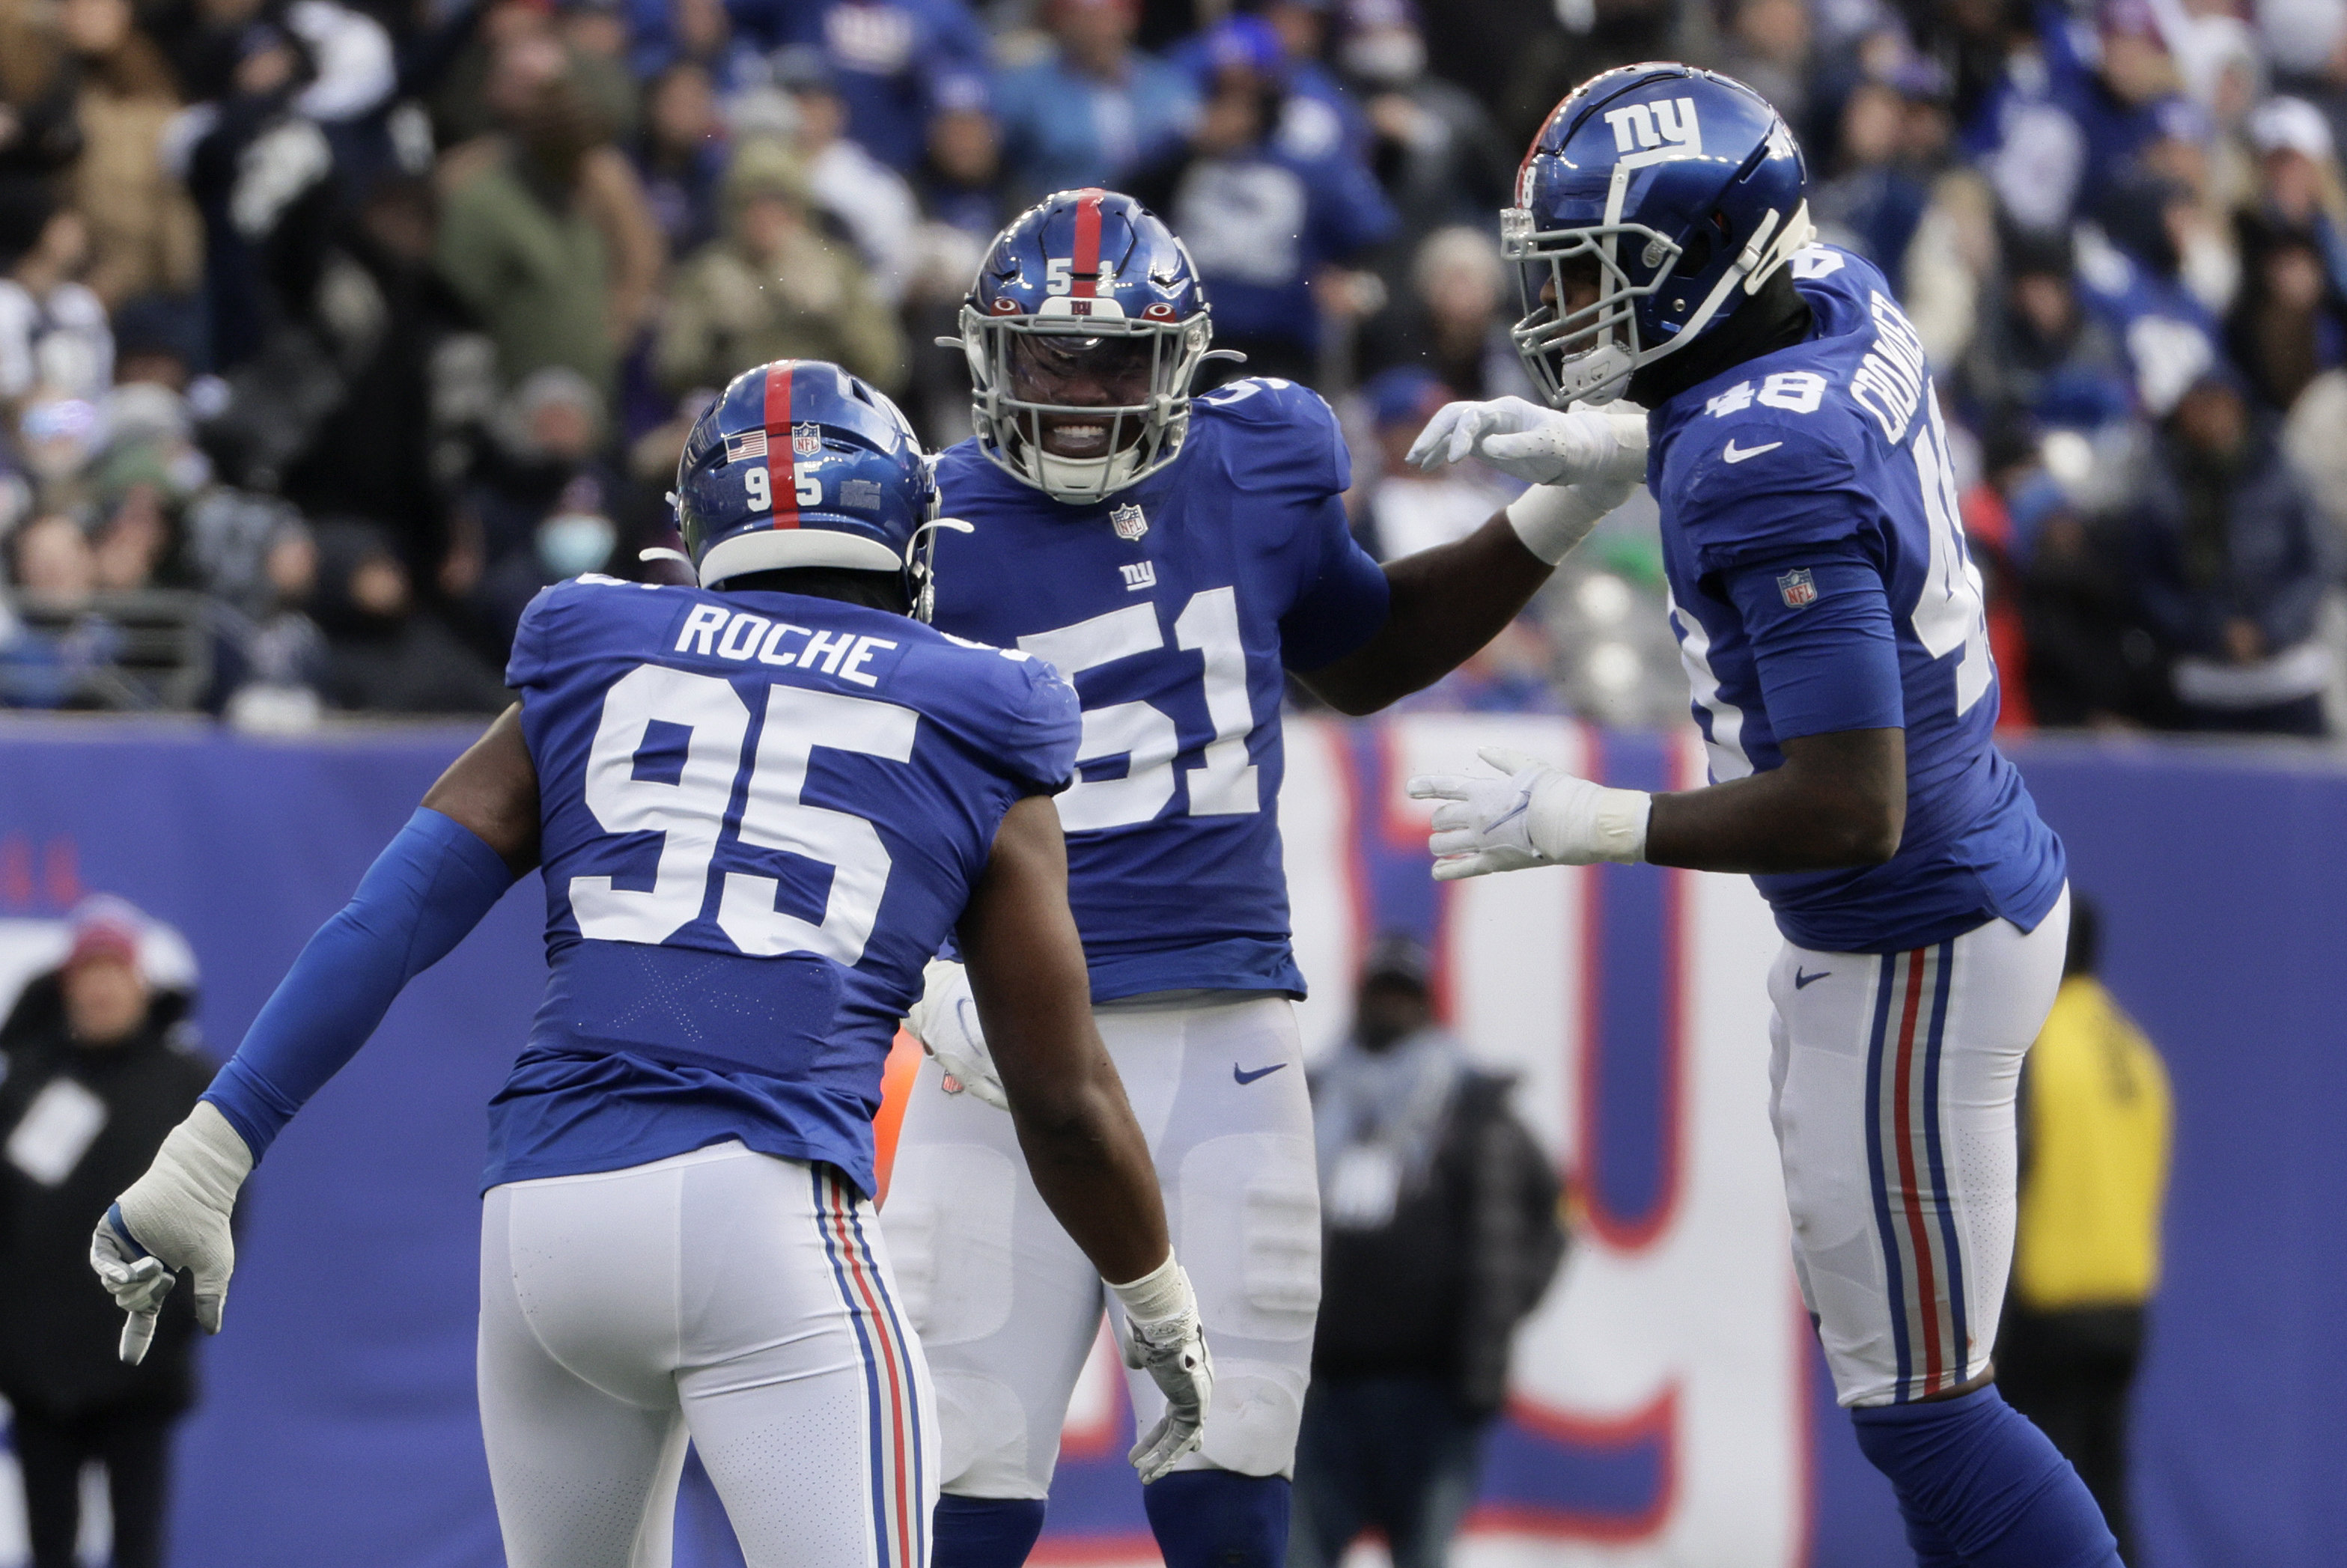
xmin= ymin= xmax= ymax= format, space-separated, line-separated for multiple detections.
xmin=1297 ymin=404 xmax=1649 ymax=715
xmin=958 ymin=793 xmax=1211 ymax=1482
xmin=91 ymin=707 xmax=541 ymax=1364
xmin=1410 ymin=728 xmax=1905 ymax=879
xmin=1643 ymin=727 xmax=1905 ymax=873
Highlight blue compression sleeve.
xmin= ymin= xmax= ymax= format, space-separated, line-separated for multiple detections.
xmin=201 ymin=808 xmax=520 ymax=1161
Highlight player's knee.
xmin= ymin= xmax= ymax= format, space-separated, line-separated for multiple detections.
xmin=1194 ymin=1366 xmax=1306 ymax=1477
xmin=931 ymin=1372 xmax=1050 ymax=1498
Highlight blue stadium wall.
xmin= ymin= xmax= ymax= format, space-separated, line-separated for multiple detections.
xmin=0 ymin=716 xmax=2337 ymax=1568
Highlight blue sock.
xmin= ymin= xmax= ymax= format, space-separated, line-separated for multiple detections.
xmin=1851 ymin=1387 xmax=2123 ymax=1568
xmin=1142 ymin=1471 xmax=1291 ymax=1568
xmin=933 ymin=1495 xmax=1047 ymax=1568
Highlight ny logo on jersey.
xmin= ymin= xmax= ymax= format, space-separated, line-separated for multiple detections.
xmin=1111 ymin=503 xmax=1148 ymax=541
xmin=792 ymin=423 xmax=823 ymax=458
xmin=1604 ymin=97 xmax=1701 ymax=155
xmin=1120 ymin=561 xmax=1157 ymax=593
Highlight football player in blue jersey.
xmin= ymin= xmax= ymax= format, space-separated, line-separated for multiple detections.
xmin=85 ymin=361 xmax=1216 ymax=1568
xmin=1407 ymin=67 xmax=2121 ymax=1568
xmin=879 ymin=189 xmax=1647 ymax=1568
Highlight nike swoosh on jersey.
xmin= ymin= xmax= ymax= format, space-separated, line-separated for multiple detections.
xmin=1233 ymin=1062 xmax=1288 ymax=1085
xmin=1794 ymin=967 xmax=1831 ymax=989
xmin=1723 ymin=439 xmax=1783 ymax=464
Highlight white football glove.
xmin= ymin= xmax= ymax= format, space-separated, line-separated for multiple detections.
xmin=1110 ymin=1255 xmax=1214 ymax=1483
xmin=1406 ymin=397 xmax=1648 ymax=489
xmin=1407 ymin=746 xmax=1653 ymax=879
xmin=90 ymin=1102 xmax=253 ymax=1364
xmin=903 ymin=957 xmax=1008 ymax=1110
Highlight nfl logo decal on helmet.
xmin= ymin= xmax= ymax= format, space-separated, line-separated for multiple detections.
xmin=1506 ymin=64 xmax=1812 ymax=406
xmin=961 ymin=189 xmax=1217 ymax=504
xmin=1111 ymin=503 xmax=1148 ymax=541
xmin=672 ymin=359 xmax=966 ymax=620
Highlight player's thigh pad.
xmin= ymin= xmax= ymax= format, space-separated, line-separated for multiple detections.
xmin=481 ymin=1143 xmax=934 ymax=1568
xmin=1768 ymin=890 xmax=2070 ymax=1407
xmin=1104 ymin=995 xmax=1321 ymax=1478
xmin=882 ymin=1056 xmax=1104 ymax=1499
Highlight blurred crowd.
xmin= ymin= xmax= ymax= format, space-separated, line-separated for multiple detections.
xmin=1 ymin=0 xmax=2346 ymax=734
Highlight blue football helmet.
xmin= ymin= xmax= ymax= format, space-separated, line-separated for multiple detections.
xmin=673 ymin=359 xmax=959 ymax=618
xmin=1507 ymin=64 xmax=1812 ymax=406
xmin=961 ymin=189 xmax=1216 ymax=504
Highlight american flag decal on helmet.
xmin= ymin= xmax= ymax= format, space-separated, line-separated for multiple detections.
xmin=725 ymin=428 xmax=768 ymax=462
xmin=793 ymin=423 xmax=823 ymax=458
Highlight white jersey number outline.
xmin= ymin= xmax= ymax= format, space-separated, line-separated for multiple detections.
xmin=572 ymin=663 xmax=916 ymax=963
xmin=1018 ymin=586 xmax=1259 ymax=832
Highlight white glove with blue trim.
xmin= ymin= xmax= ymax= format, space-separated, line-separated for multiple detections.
xmin=1404 ymin=399 xmax=1647 ymax=563
xmin=904 ymin=957 xmax=1008 ymax=1110
xmin=1111 ymin=1254 xmax=1214 ymax=1483
xmin=1407 ymin=746 xmax=1652 ymax=878
xmin=90 ymin=1101 xmax=252 ymax=1363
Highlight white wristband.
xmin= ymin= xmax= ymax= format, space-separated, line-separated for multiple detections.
xmin=1527 ymin=780 xmax=1654 ymax=864
xmin=1506 ymin=475 xmax=1634 ymax=566
xmin=1108 ymin=1252 xmax=1192 ymax=1325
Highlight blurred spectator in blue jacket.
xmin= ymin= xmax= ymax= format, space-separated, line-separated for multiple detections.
xmin=993 ymin=0 xmax=1197 ymax=208
xmin=1810 ymin=78 xmax=1932 ymax=294
xmin=1130 ymin=16 xmax=1393 ymax=385
xmin=2126 ymin=367 xmax=2339 ymax=735
xmin=727 ymin=0 xmax=993 ymax=173
xmin=1961 ymin=223 xmax=2140 ymax=434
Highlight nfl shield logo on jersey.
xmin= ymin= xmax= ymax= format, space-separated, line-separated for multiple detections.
xmin=1777 ymin=568 xmax=1818 ymax=608
xmin=792 ymin=423 xmax=822 ymax=458
xmin=1110 ymin=503 xmax=1148 ymax=541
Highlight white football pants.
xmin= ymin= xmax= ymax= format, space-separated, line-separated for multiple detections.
xmin=880 ymin=992 xmax=1321 ymax=1498
xmin=478 ymin=1141 xmax=938 ymax=1568
xmin=1770 ymin=886 xmax=2071 ymax=1408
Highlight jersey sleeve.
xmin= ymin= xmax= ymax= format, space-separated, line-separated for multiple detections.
xmin=1672 ymin=406 xmax=1878 ymax=581
xmin=1196 ymin=379 xmax=1388 ymax=669
xmin=1279 ymin=495 xmax=1391 ymax=671
xmin=505 ymin=581 xmax=578 ymax=690
xmin=1001 ymin=656 xmax=1083 ymax=796
xmin=1720 ymin=539 xmax=1905 ymax=741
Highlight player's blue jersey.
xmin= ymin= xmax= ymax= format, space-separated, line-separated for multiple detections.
xmin=1649 ymin=246 xmax=2066 ymax=954
xmin=930 ymin=377 xmax=1392 ymax=1001
xmin=488 ymin=574 xmax=1080 ymax=1193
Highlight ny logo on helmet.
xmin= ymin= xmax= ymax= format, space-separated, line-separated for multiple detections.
xmin=1604 ymin=97 xmax=1702 ymax=154
xmin=792 ymin=423 xmax=822 ymax=458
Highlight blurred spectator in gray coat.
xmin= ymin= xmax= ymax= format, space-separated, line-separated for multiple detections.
xmin=1291 ymin=934 xmax=1565 ymax=1568
xmin=2126 ymin=368 xmax=2339 ymax=735
xmin=0 ymin=898 xmax=212 ymax=1568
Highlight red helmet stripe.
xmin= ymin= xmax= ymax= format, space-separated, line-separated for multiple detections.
xmin=1071 ymin=189 xmax=1105 ymax=298
xmin=764 ymin=360 xmax=798 ymax=530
